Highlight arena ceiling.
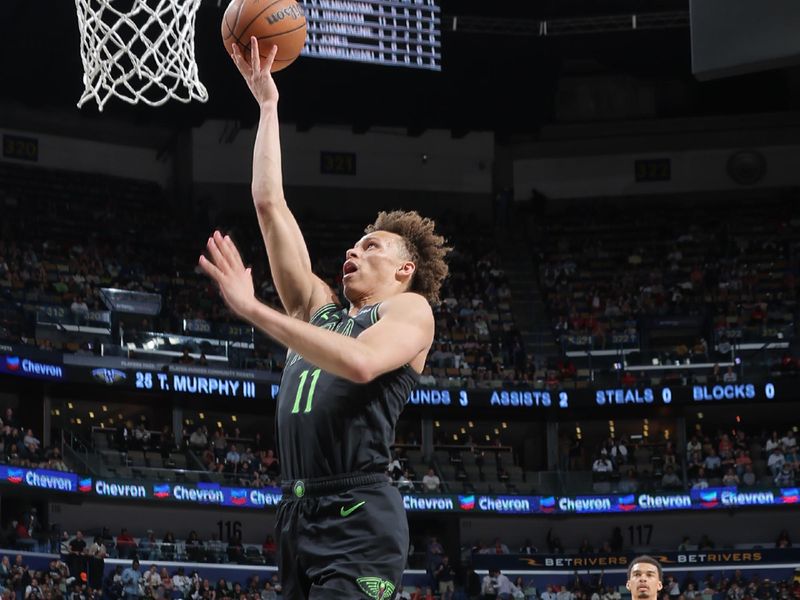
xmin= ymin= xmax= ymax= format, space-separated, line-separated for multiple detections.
xmin=0 ymin=0 xmax=797 ymax=136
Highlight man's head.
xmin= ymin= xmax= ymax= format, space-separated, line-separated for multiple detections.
xmin=626 ymin=556 xmax=663 ymax=600
xmin=343 ymin=211 xmax=449 ymax=305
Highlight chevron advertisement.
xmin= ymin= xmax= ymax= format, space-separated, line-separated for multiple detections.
xmin=0 ymin=465 xmax=797 ymax=514
xmin=0 ymin=466 xmax=77 ymax=492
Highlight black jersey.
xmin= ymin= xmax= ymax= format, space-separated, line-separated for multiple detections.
xmin=275 ymin=302 xmax=420 ymax=480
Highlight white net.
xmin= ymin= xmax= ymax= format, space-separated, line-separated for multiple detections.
xmin=74 ymin=0 xmax=209 ymax=111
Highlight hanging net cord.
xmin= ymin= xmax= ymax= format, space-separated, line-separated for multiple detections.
xmin=74 ymin=0 xmax=209 ymax=111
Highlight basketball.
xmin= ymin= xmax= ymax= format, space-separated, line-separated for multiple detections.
xmin=221 ymin=0 xmax=307 ymax=72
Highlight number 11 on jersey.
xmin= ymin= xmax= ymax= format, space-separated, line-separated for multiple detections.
xmin=291 ymin=368 xmax=321 ymax=414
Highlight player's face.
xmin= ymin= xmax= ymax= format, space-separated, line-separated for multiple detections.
xmin=626 ymin=563 xmax=662 ymax=600
xmin=342 ymin=230 xmax=414 ymax=300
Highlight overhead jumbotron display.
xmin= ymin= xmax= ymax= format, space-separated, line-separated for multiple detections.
xmin=299 ymin=0 xmax=441 ymax=70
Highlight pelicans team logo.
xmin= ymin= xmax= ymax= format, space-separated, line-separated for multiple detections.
xmin=79 ymin=478 xmax=93 ymax=493
xmin=6 ymin=469 xmax=23 ymax=484
xmin=153 ymin=484 xmax=171 ymax=499
xmin=91 ymin=368 xmax=127 ymax=385
xmin=356 ymin=577 xmax=395 ymax=600
xmin=540 ymin=496 xmax=556 ymax=513
xmin=780 ymin=488 xmax=799 ymax=504
xmin=617 ymin=494 xmax=637 ymax=512
xmin=230 ymin=489 xmax=248 ymax=506
xmin=698 ymin=490 xmax=719 ymax=508
xmin=458 ymin=495 xmax=475 ymax=511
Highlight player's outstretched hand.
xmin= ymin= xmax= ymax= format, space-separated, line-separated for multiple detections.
xmin=199 ymin=231 xmax=256 ymax=320
xmin=231 ymin=36 xmax=279 ymax=107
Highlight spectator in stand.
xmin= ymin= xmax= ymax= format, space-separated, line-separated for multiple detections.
xmin=227 ymin=533 xmax=244 ymax=563
xmin=115 ymin=529 xmax=136 ymax=560
xmin=262 ymin=535 xmax=277 ymax=564
xmin=212 ymin=431 xmax=227 ymax=463
xmin=120 ymin=560 xmax=141 ymax=600
xmin=703 ymin=450 xmax=722 ymax=478
xmin=161 ymin=532 xmax=177 ymax=560
xmin=66 ymin=531 xmax=88 ymax=580
xmin=133 ymin=422 xmax=151 ymax=451
xmin=776 ymin=530 xmax=792 ymax=548
xmin=592 ymin=451 xmax=613 ymax=491
xmin=619 ymin=469 xmax=638 ymax=493
xmin=175 ymin=348 xmax=194 ymax=365
xmin=541 ymin=585 xmax=557 ymax=600
xmin=734 ymin=450 xmax=752 ymax=478
xmin=138 ymin=531 xmax=159 ymax=561
xmin=722 ymin=367 xmax=737 ymax=383
xmin=722 ymin=468 xmax=739 ymax=487
xmin=189 ymin=427 xmax=208 ymax=450
xmin=481 ymin=538 xmax=510 ymax=555
xmin=422 ymin=468 xmax=441 ymax=493
xmin=172 ymin=568 xmax=191 ymax=596
xmin=775 ymin=463 xmax=795 ymax=487
xmin=686 ymin=435 xmax=702 ymax=457
xmin=765 ymin=431 xmax=781 ymax=454
xmin=782 ymin=429 xmax=797 ymax=453
xmin=768 ymin=447 xmax=786 ymax=477
xmin=434 ymin=556 xmax=456 ymax=600
xmin=386 ymin=453 xmax=403 ymax=480
xmin=698 ymin=535 xmax=715 ymax=550
xmin=397 ymin=469 xmax=415 ymax=492
xmin=225 ymin=444 xmax=241 ymax=469
xmin=185 ymin=531 xmax=203 ymax=563
xmin=741 ymin=464 xmax=756 ymax=487
xmin=87 ymin=536 xmax=106 ymax=590
xmin=692 ymin=468 xmax=709 ymax=490
xmin=142 ymin=565 xmax=161 ymax=595
xmin=519 ymin=539 xmax=537 ymax=555
xmin=661 ymin=466 xmax=682 ymax=489
xmin=610 ymin=437 xmax=629 ymax=467
xmin=159 ymin=427 xmax=175 ymax=463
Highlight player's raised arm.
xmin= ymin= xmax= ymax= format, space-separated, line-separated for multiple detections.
xmin=231 ymin=38 xmax=336 ymax=321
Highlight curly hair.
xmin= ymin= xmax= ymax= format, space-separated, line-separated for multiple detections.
xmin=365 ymin=210 xmax=450 ymax=305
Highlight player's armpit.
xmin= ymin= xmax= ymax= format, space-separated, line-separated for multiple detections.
xmin=352 ymin=293 xmax=434 ymax=382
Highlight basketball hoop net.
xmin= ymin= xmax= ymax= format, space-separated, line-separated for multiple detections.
xmin=74 ymin=0 xmax=209 ymax=111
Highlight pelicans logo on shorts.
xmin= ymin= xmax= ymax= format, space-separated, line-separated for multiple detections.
xmin=356 ymin=577 xmax=395 ymax=600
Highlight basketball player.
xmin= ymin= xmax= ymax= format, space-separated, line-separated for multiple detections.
xmin=198 ymin=38 xmax=449 ymax=599
xmin=626 ymin=556 xmax=664 ymax=600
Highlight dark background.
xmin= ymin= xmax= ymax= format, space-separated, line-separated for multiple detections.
xmin=2 ymin=0 xmax=800 ymax=134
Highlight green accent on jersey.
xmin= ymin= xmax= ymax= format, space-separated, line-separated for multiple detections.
xmin=369 ymin=304 xmax=381 ymax=325
xmin=336 ymin=318 xmax=355 ymax=337
xmin=293 ymin=481 xmax=305 ymax=498
xmin=356 ymin=577 xmax=395 ymax=600
xmin=291 ymin=368 xmax=321 ymax=414
xmin=304 ymin=369 xmax=321 ymax=413
xmin=339 ymin=500 xmax=366 ymax=517
xmin=310 ymin=303 xmax=338 ymax=323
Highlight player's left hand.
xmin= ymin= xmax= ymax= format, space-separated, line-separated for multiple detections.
xmin=199 ymin=231 xmax=257 ymax=320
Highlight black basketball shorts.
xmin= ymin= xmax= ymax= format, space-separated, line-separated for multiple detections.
xmin=275 ymin=472 xmax=409 ymax=600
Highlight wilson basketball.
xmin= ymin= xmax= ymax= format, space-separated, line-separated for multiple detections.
xmin=221 ymin=0 xmax=307 ymax=72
